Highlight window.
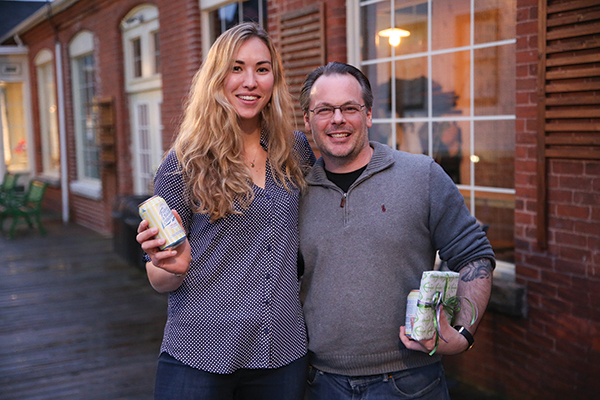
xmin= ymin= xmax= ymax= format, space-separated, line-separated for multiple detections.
xmin=121 ymin=5 xmax=161 ymax=93
xmin=122 ymin=5 xmax=164 ymax=195
xmin=350 ymin=0 xmax=516 ymax=264
xmin=0 ymin=81 xmax=28 ymax=172
xmin=201 ymin=0 xmax=268 ymax=58
xmin=69 ymin=30 xmax=101 ymax=199
xmin=35 ymin=49 xmax=60 ymax=179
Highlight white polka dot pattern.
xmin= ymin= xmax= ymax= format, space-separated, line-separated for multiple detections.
xmin=148 ymin=131 xmax=315 ymax=374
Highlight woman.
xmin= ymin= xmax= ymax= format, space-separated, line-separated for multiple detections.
xmin=136 ymin=23 xmax=315 ymax=400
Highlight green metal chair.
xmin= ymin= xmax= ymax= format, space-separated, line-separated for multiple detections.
xmin=0 ymin=180 xmax=48 ymax=239
xmin=0 ymin=172 xmax=20 ymax=205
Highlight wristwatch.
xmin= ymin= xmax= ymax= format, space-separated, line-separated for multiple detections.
xmin=454 ymin=325 xmax=475 ymax=350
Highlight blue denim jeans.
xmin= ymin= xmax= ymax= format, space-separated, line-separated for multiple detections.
xmin=305 ymin=362 xmax=450 ymax=400
xmin=154 ymin=352 xmax=308 ymax=400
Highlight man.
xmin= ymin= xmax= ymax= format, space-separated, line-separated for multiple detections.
xmin=298 ymin=62 xmax=495 ymax=399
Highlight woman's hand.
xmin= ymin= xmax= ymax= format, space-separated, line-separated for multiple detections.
xmin=137 ymin=210 xmax=192 ymax=292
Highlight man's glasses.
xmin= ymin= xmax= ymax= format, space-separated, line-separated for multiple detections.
xmin=308 ymin=104 xmax=365 ymax=119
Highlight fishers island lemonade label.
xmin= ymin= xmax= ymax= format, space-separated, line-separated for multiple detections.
xmin=139 ymin=196 xmax=186 ymax=250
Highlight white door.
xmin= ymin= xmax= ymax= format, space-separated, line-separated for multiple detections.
xmin=130 ymin=90 xmax=162 ymax=195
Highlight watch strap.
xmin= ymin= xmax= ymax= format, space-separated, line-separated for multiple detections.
xmin=454 ymin=325 xmax=475 ymax=350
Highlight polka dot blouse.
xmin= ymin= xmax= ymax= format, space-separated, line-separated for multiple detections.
xmin=148 ymin=131 xmax=316 ymax=374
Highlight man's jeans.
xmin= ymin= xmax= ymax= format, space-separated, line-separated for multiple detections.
xmin=306 ymin=362 xmax=450 ymax=400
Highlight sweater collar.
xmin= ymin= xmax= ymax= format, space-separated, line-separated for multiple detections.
xmin=306 ymin=141 xmax=396 ymax=186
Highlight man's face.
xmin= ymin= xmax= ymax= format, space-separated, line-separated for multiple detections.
xmin=304 ymin=74 xmax=372 ymax=171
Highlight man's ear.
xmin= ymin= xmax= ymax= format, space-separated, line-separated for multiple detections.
xmin=303 ymin=112 xmax=311 ymax=132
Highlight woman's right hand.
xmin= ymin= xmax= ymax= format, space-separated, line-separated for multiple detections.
xmin=137 ymin=210 xmax=192 ymax=287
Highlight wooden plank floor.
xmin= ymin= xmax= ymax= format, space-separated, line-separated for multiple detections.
xmin=0 ymin=214 xmax=167 ymax=400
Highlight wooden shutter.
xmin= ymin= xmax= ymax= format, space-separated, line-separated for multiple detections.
xmin=536 ymin=0 xmax=600 ymax=247
xmin=280 ymin=4 xmax=326 ymax=151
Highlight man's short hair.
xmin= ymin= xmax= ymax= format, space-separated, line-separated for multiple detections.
xmin=300 ymin=61 xmax=373 ymax=112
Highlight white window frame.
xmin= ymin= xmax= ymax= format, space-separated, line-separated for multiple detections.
xmin=121 ymin=5 xmax=161 ymax=94
xmin=347 ymin=0 xmax=516 ymax=278
xmin=35 ymin=49 xmax=60 ymax=182
xmin=69 ymin=30 xmax=101 ymax=200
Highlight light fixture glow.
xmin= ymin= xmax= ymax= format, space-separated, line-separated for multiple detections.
xmin=378 ymin=28 xmax=410 ymax=47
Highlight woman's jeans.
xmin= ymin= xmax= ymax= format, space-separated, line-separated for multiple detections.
xmin=306 ymin=361 xmax=450 ymax=400
xmin=154 ymin=352 xmax=308 ymax=400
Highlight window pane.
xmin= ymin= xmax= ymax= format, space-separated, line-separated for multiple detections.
xmin=431 ymin=51 xmax=470 ymax=116
xmin=76 ymin=54 xmax=100 ymax=180
xmin=394 ymin=57 xmax=427 ymax=118
xmin=242 ymin=0 xmax=266 ymax=26
xmin=474 ymin=0 xmax=516 ymax=44
xmin=37 ymin=62 xmax=60 ymax=174
xmin=432 ymin=0 xmax=470 ymax=51
xmin=364 ymin=62 xmax=392 ymax=119
xmin=433 ymin=120 xmax=469 ymax=184
xmin=394 ymin=0 xmax=428 ymax=55
xmin=369 ymin=122 xmax=393 ymax=147
xmin=397 ymin=122 xmax=423 ymax=154
xmin=475 ymin=190 xmax=515 ymax=263
xmin=361 ymin=1 xmax=392 ymax=61
xmin=474 ymin=119 xmax=514 ymax=189
xmin=474 ymin=43 xmax=515 ymax=116
xmin=132 ymin=37 xmax=142 ymax=78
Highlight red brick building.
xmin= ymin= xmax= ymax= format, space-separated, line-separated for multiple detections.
xmin=0 ymin=0 xmax=598 ymax=398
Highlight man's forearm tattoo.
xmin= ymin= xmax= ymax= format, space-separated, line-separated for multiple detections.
xmin=461 ymin=258 xmax=493 ymax=282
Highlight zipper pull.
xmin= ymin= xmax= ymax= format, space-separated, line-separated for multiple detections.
xmin=340 ymin=193 xmax=347 ymax=208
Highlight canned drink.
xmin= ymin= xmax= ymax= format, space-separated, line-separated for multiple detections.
xmin=404 ymin=290 xmax=420 ymax=338
xmin=139 ymin=196 xmax=186 ymax=250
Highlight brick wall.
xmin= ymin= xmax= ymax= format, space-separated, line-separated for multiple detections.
xmin=156 ymin=0 xmax=202 ymax=150
xmin=444 ymin=0 xmax=600 ymax=398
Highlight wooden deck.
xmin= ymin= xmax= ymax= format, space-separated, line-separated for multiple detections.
xmin=0 ymin=213 xmax=167 ymax=399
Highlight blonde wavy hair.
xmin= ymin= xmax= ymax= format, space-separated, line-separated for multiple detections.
xmin=172 ymin=22 xmax=306 ymax=222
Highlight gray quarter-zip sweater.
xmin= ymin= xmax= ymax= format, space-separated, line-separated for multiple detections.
xmin=299 ymin=141 xmax=495 ymax=376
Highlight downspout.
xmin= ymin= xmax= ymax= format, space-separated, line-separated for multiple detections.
xmin=55 ymin=42 xmax=68 ymax=223
xmin=47 ymin=2 xmax=69 ymax=223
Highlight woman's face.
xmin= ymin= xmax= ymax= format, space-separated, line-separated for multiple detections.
xmin=224 ymin=37 xmax=274 ymax=129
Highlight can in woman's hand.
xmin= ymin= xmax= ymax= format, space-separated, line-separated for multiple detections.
xmin=139 ymin=196 xmax=186 ymax=250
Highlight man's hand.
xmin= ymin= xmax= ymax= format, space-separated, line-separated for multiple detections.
xmin=399 ymin=305 xmax=470 ymax=355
